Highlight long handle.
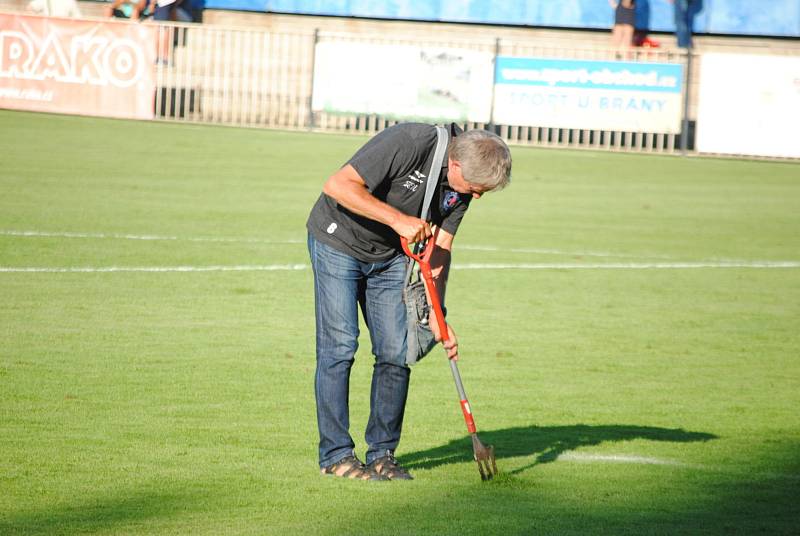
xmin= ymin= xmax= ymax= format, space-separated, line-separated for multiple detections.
xmin=400 ymin=237 xmax=448 ymax=342
xmin=450 ymin=359 xmax=477 ymax=433
xmin=400 ymin=237 xmax=478 ymax=434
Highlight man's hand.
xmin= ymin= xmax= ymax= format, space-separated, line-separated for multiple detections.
xmin=431 ymin=320 xmax=459 ymax=361
xmin=391 ymin=214 xmax=432 ymax=244
xmin=442 ymin=324 xmax=459 ymax=360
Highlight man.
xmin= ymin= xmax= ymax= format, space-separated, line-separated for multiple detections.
xmin=306 ymin=123 xmax=512 ymax=481
xmin=669 ymin=0 xmax=696 ymax=49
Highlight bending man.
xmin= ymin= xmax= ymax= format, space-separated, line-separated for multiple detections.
xmin=306 ymin=123 xmax=512 ymax=480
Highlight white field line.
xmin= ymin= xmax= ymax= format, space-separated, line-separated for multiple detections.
xmin=3 ymin=229 xmax=789 ymax=264
xmin=454 ymin=261 xmax=800 ymax=270
xmin=0 ymin=229 xmax=787 ymax=264
xmin=557 ymin=452 xmax=800 ymax=481
xmin=0 ymin=265 xmax=309 ymax=273
xmin=458 ymin=244 xmax=676 ymax=260
xmin=3 ymin=230 xmax=663 ymax=259
xmin=558 ymin=453 xmax=690 ymax=466
xmin=2 ymin=261 xmax=799 ymax=273
xmin=2 ymin=230 xmax=798 ymax=270
xmin=460 ymin=246 xmax=790 ymax=265
xmin=0 ymin=230 xmax=303 ymax=245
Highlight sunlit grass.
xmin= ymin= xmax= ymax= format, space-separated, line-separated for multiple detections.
xmin=1 ymin=110 xmax=799 ymax=535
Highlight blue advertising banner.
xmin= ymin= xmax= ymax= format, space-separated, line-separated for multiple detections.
xmin=492 ymin=57 xmax=684 ymax=133
xmin=204 ymin=0 xmax=800 ymax=38
xmin=495 ymin=57 xmax=683 ymax=93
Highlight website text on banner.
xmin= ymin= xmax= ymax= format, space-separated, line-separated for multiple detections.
xmin=0 ymin=14 xmax=157 ymax=120
xmin=697 ymin=54 xmax=800 ymax=159
xmin=493 ymin=57 xmax=684 ymax=134
xmin=311 ymin=41 xmax=493 ymax=123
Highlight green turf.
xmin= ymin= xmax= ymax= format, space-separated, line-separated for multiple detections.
xmin=1 ymin=110 xmax=799 ymax=535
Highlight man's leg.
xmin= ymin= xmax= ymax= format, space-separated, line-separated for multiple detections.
xmin=674 ymin=0 xmax=693 ymax=48
xmin=362 ymin=254 xmax=411 ymax=464
xmin=308 ymin=234 xmax=362 ymax=468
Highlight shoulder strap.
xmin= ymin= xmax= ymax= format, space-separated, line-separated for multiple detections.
xmin=419 ymin=125 xmax=449 ymax=221
xmin=406 ymin=125 xmax=449 ymax=282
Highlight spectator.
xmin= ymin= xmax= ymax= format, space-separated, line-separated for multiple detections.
xmin=669 ymin=0 xmax=696 ymax=49
xmin=106 ymin=0 xmax=149 ymax=19
xmin=609 ymin=0 xmax=636 ymax=55
xmin=148 ymin=0 xmax=180 ymax=64
xmin=148 ymin=0 xmax=180 ymax=21
xmin=182 ymin=0 xmax=204 ymax=23
xmin=28 ymin=0 xmax=81 ymax=17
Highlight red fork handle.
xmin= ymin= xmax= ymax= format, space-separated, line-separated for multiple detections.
xmin=399 ymin=235 xmax=434 ymax=265
xmin=400 ymin=237 xmax=449 ymax=344
xmin=402 ymin=237 xmax=476 ymax=435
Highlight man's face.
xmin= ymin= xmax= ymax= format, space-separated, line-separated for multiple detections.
xmin=447 ymin=159 xmax=488 ymax=199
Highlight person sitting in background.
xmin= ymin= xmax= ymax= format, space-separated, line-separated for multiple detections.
xmin=106 ymin=0 xmax=150 ymax=19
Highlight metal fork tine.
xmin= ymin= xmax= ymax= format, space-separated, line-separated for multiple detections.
xmin=477 ymin=459 xmax=487 ymax=480
xmin=470 ymin=433 xmax=497 ymax=480
xmin=489 ymin=446 xmax=498 ymax=475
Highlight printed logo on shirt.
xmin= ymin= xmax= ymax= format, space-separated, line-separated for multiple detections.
xmin=442 ymin=191 xmax=460 ymax=214
xmin=402 ymin=170 xmax=426 ymax=192
xmin=326 ymin=223 xmax=337 ymax=234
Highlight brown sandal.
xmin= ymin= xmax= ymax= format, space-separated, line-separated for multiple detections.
xmin=321 ymin=455 xmax=388 ymax=481
xmin=368 ymin=454 xmax=413 ymax=480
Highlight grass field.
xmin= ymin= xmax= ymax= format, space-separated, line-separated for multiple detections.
xmin=1 ymin=110 xmax=799 ymax=535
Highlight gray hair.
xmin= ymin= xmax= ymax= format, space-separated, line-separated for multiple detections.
xmin=449 ymin=129 xmax=512 ymax=191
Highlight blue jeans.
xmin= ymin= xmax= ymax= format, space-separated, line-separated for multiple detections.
xmin=674 ymin=0 xmax=694 ymax=49
xmin=308 ymin=234 xmax=411 ymax=468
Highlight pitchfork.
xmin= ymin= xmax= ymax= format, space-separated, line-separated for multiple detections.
xmin=401 ymin=236 xmax=498 ymax=481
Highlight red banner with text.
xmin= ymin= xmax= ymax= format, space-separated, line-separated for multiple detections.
xmin=0 ymin=14 xmax=157 ymax=119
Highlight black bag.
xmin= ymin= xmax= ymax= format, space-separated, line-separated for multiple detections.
xmin=404 ymin=125 xmax=448 ymax=366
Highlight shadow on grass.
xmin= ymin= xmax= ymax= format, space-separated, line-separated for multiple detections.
xmin=399 ymin=424 xmax=717 ymax=474
xmin=0 ymin=488 xmax=204 ymax=535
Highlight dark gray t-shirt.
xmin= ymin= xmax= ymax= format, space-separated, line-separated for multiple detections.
xmin=306 ymin=122 xmax=471 ymax=263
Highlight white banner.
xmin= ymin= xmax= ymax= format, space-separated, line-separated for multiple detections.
xmin=492 ymin=57 xmax=684 ymax=133
xmin=311 ymin=41 xmax=493 ymax=122
xmin=0 ymin=13 xmax=157 ymax=120
xmin=696 ymin=54 xmax=800 ymax=158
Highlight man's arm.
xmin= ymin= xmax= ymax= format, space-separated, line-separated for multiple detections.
xmin=427 ymin=228 xmax=459 ymax=360
xmin=429 ymin=228 xmax=453 ymax=306
xmin=322 ymin=164 xmax=432 ymax=243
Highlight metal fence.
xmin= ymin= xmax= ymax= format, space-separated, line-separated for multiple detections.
xmin=154 ymin=22 xmax=694 ymax=154
xmin=154 ymin=24 xmax=315 ymax=128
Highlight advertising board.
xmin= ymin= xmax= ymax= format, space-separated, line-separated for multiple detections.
xmin=0 ymin=14 xmax=157 ymax=120
xmin=492 ymin=57 xmax=684 ymax=133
